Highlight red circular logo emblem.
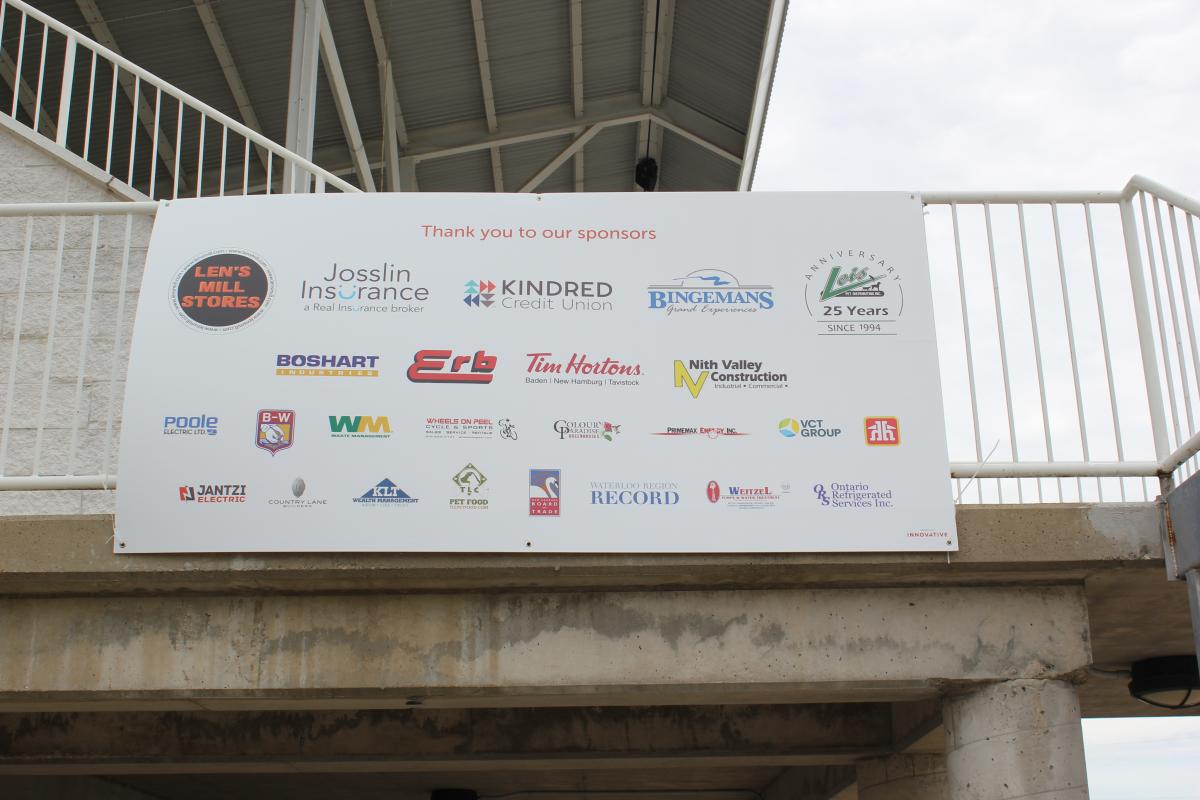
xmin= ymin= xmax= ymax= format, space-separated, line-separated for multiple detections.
xmin=706 ymin=481 xmax=720 ymax=503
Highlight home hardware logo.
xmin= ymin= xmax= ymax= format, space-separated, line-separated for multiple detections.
xmin=553 ymin=420 xmax=620 ymax=441
xmin=804 ymin=249 xmax=903 ymax=336
xmin=179 ymin=484 xmax=246 ymax=503
xmin=526 ymin=352 xmax=641 ymax=388
xmin=450 ymin=463 xmax=489 ymax=510
xmin=300 ymin=263 xmax=429 ymax=314
xmin=407 ymin=349 xmax=497 ymax=384
xmin=778 ymin=418 xmax=842 ymax=439
xmin=163 ymin=414 xmax=218 ymax=436
xmin=865 ymin=416 xmax=900 ymax=445
xmin=276 ymin=354 xmax=380 ymax=377
xmin=529 ymin=469 xmax=561 ymax=516
xmin=652 ymin=425 xmax=746 ymax=438
xmin=647 ymin=269 xmax=773 ymax=317
xmin=465 ymin=279 xmax=613 ymax=312
xmin=255 ymin=410 xmax=295 ymax=455
xmin=674 ymin=359 xmax=788 ymax=398
xmin=328 ymin=415 xmax=391 ymax=439
xmin=353 ymin=478 xmax=418 ymax=505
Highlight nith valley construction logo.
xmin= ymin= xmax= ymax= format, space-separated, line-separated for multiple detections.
xmin=647 ymin=269 xmax=773 ymax=317
xmin=804 ymin=249 xmax=903 ymax=335
xmin=674 ymin=359 xmax=788 ymax=398
xmin=171 ymin=249 xmax=273 ymax=333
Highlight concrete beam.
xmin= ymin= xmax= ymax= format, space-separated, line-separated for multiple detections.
xmin=0 ymin=776 xmax=160 ymax=799
xmin=0 ymin=586 xmax=1089 ymax=712
xmin=763 ymin=766 xmax=856 ymax=800
xmin=0 ymin=704 xmax=895 ymax=773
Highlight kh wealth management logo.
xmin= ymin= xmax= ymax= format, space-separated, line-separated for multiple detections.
xmin=407 ymin=349 xmax=497 ymax=384
xmin=179 ymin=483 xmax=246 ymax=503
xmin=674 ymin=359 xmax=788 ymax=398
xmin=328 ymin=415 xmax=391 ymax=439
xmin=778 ymin=418 xmax=842 ymax=439
xmin=647 ymin=269 xmax=773 ymax=317
xmin=464 ymin=278 xmax=613 ymax=313
xmin=525 ymin=352 xmax=641 ymax=387
xmin=163 ymin=414 xmax=218 ymax=437
xmin=353 ymin=478 xmax=418 ymax=505
xmin=299 ymin=263 xmax=430 ymax=314
xmin=171 ymin=249 xmax=274 ymax=333
xmin=804 ymin=248 xmax=904 ymax=336
xmin=450 ymin=463 xmax=489 ymax=510
xmin=529 ymin=469 xmax=561 ymax=516
xmin=864 ymin=416 xmax=900 ymax=446
xmin=255 ymin=409 xmax=295 ymax=455
xmin=276 ymin=353 xmax=380 ymax=377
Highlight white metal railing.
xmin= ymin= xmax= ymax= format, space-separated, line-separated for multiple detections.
xmin=0 ymin=0 xmax=358 ymax=197
xmin=0 ymin=177 xmax=1198 ymax=501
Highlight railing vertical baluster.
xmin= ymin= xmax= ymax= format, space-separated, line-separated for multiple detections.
xmin=172 ymin=99 xmax=183 ymax=199
xmin=242 ymin=137 xmax=250 ymax=195
xmin=1167 ymin=205 xmax=1200 ymax=430
xmin=32 ymin=217 xmax=66 ymax=475
xmin=101 ymin=214 xmax=133 ymax=487
xmin=103 ymin=62 xmax=116 ymax=173
xmin=0 ymin=218 xmax=34 ymax=475
xmin=195 ymin=114 xmax=206 ymax=197
xmin=218 ymin=126 xmax=228 ymax=197
xmin=126 ymin=75 xmax=139 ymax=185
xmin=1052 ymin=204 xmax=1088 ymax=501
xmin=31 ymin=22 xmax=47 ymax=134
xmin=55 ymin=36 xmax=77 ymax=147
xmin=1017 ymin=203 xmax=1051 ymax=502
xmin=1083 ymin=204 xmax=1126 ymax=501
xmin=68 ymin=215 xmax=100 ymax=474
xmin=1154 ymin=199 xmax=1195 ymax=437
xmin=82 ymin=48 xmax=96 ymax=162
xmin=266 ymin=153 xmax=273 ymax=195
xmin=149 ymin=87 xmax=161 ymax=199
xmin=0 ymin=5 xmax=8 ymax=76
xmin=951 ymin=204 xmax=984 ymax=503
xmin=1141 ymin=193 xmax=1185 ymax=449
xmin=984 ymin=204 xmax=1021 ymax=502
xmin=11 ymin=12 xmax=26 ymax=118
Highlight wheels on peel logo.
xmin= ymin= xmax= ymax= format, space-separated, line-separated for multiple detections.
xmin=803 ymin=249 xmax=903 ymax=336
xmin=171 ymin=249 xmax=273 ymax=333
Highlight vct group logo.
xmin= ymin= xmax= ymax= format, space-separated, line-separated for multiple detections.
xmin=804 ymin=249 xmax=903 ymax=336
xmin=328 ymin=415 xmax=391 ymax=439
xmin=778 ymin=418 xmax=842 ymax=439
xmin=171 ymin=249 xmax=273 ymax=333
xmin=255 ymin=409 xmax=295 ymax=455
xmin=163 ymin=414 xmax=218 ymax=437
xmin=705 ymin=480 xmax=783 ymax=510
xmin=652 ymin=425 xmax=746 ymax=439
xmin=179 ymin=483 xmax=246 ymax=503
xmin=464 ymin=278 xmax=614 ymax=313
xmin=865 ymin=416 xmax=900 ymax=445
xmin=590 ymin=481 xmax=680 ymax=505
xmin=300 ymin=263 xmax=430 ymax=314
xmin=353 ymin=478 xmax=418 ymax=505
xmin=526 ymin=352 xmax=641 ymax=388
xmin=450 ymin=463 xmax=489 ymax=511
xmin=424 ymin=416 xmax=518 ymax=440
xmin=276 ymin=354 xmax=380 ymax=377
xmin=553 ymin=419 xmax=621 ymax=441
xmin=647 ymin=270 xmax=774 ymax=317
xmin=813 ymin=482 xmax=894 ymax=509
xmin=529 ymin=469 xmax=561 ymax=516
xmin=407 ymin=349 xmax=497 ymax=384
xmin=674 ymin=359 xmax=788 ymax=398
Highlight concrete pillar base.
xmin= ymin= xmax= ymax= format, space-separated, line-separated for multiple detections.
xmin=857 ymin=753 xmax=948 ymax=799
xmin=944 ymin=679 xmax=1089 ymax=800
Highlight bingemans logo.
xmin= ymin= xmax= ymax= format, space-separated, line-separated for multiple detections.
xmin=647 ymin=270 xmax=773 ymax=317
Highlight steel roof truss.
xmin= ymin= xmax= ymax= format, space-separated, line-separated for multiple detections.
xmin=317 ymin=2 xmax=376 ymax=191
xmin=469 ymin=0 xmax=498 ymax=134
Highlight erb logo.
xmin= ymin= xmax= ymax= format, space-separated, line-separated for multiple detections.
xmin=171 ymin=249 xmax=273 ymax=333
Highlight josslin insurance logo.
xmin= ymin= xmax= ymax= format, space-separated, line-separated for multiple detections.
xmin=647 ymin=269 xmax=773 ymax=317
xmin=171 ymin=250 xmax=274 ymax=333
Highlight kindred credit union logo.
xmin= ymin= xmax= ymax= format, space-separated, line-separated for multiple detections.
xmin=465 ymin=279 xmax=614 ymax=312
xmin=529 ymin=469 xmax=561 ymax=516
xmin=864 ymin=416 xmax=900 ymax=446
xmin=171 ymin=249 xmax=274 ymax=333
xmin=255 ymin=409 xmax=295 ymax=455
xmin=407 ymin=349 xmax=497 ymax=384
xmin=647 ymin=269 xmax=774 ymax=317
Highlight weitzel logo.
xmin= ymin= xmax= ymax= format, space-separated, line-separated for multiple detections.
xmin=526 ymin=352 xmax=641 ymax=387
xmin=706 ymin=481 xmax=782 ymax=509
xmin=648 ymin=269 xmax=773 ymax=317
xmin=171 ymin=250 xmax=273 ymax=333
xmin=408 ymin=349 xmax=497 ymax=384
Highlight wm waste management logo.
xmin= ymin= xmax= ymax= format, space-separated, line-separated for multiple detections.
xmin=353 ymin=479 xmax=418 ymax=505
xmin=328 ymin=415 xmax=391 ymax=439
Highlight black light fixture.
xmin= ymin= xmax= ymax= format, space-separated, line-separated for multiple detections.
xmin=1128 ymin=656 xmax=1200 ymax=709
xmin=635 ymin=156 xmax=659 ymax=191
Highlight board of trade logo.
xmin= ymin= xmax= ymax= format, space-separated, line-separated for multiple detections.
xmin=171 ymin=249 xmax=273 ymax=333
xmin=407 ymin=349 xmax=497 ymax=384
xmin=804 ymin=249 xmax=903 ymax=336
xmin=529 ymin=469 xmax=561 ymax=516
xmin=451 ymin=463 xmax=489 ymax=510
xmin=864 ymin=416 xmax=900 ymax=445
xmin=779 ymin=418 xmax=842 ymax=439
xmin=179 ymin=483 xmax=246 ymax=503
xmin=674 ymin=359 xmax=788 ymax=398
xmin=163 ymin=414 xmax=218 ymax=436
xmin=647 ymin=269 xmax=773 ymax=317
xmin=328 ymin=415 xmax=391 ymax=439
xmin=276 ymin=354 xmax=380 ymax=377
xmin=353 ymin=478 xmax=418 ymax=505
xmin=255 ymin=409 xmax=295 ymax=455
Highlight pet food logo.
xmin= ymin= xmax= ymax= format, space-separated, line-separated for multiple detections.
xmin=553 ymin=420 xmax=621 ymax=441
xmin=353 ymin=478 xmax=418 ymax=505
xmin=705 ymin=480 xmax=782 ymax=509
xmin=328 ymin=415 xmax=391 ymax=439
xmin=804 ymin=249 xmax=903 ymax=335
xmin=450 ymin=463 xmax=489 ymax=510
xmin=163 ymin=414 xmax=218 ymax=437
xmin=529 ymin=469 xmax=561 ymax=516
xmin=864 ymin=417 xmax=900 ymax=446
xmin=300 ymin=263 xmax=429 ymax=314
xmin=674 ymin=359 xmax=788 ymax=398
xmin=465 ymin=279 xmax=613 ymax=313
xmin=179 ymin=484 xmax=246 ymax=503
xmin=407 ymin=349 xmax=497 ymax=384
xmin=269 ymin=477 xmax=327 ymax=509
xmin=255 ymin=409 xmax=295 ymax=455
xmin=647 ymin=269 xmax=773 ymax=317
xmin=171 ymin=249 xmax=273 ymax=333
xmin=424 ymin=416 xmax=518 ymax=440
xmin=778 ymin=418 xmax=842 ymax=439
xmin=652 ymin=425 xmax=746 ymax=438
xmin=589 ymin=481 xmax=679 ymax=505
xmin=813 ymin=482 xmax=894 ymax=508
xmin=276 ymin=354 xmax=380 ymax=377
xmin=525 ymin=352 xmax=641 ymax=388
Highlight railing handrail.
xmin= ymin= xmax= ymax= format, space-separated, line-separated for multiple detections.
xmin=920 ymin=189 xmax=1125 ymax=205
xmin=1 ymin=0 xmax=359 ymax=194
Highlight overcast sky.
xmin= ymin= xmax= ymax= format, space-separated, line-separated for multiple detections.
xmin=756 ymin=1 xmax=1200 ymax=795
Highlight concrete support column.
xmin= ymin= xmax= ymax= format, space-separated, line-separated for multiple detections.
xmin=857 ymin=754 xmax=948 ymax=799
xmin=944 ymin=679 xmax=1089 ymax=799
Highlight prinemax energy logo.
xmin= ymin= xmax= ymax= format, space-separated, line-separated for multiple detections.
xmin=647 ymin=270 xmax=773 ymax=317
xmin=171 ymin=249 xmax=273 ymax=333
xmin=804 ymin=249 xmax=903 ymax=335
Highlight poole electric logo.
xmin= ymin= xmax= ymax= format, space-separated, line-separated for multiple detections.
xmin=255 ymin=409 xmax=295 ymax=455
xmin=276 ymin=354 xmax=380 ymax=377
xmin=674 ymin=359 xmax=788 ymax=398
xmin=171 ymin=249 xmax=273 ymax=333
xmin=804 ymin=249 xmax=903 ymax=336
xmin=647 ymin=269 xmax=773 ymax=317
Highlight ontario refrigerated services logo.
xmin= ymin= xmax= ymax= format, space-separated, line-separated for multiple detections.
xmin=162 ymin=414 xmax=218 ymax=436
xmin=275 ymin=353 xmax=380 ymax=377
xmin=673 ymin=359 xmax=788 ymax=398
xmin=529 ymin=469 xmax=561 ymax=516
xmin=647 ymin=269 xmax=773 ymax=317
xmin=299 ymin=262 xmax=430 ymax=314
xmin=328 ymin=415 xmax=391 ymax=439
xmin=255 ymin=409 xmax=295 ymax=455
xmin=525 ymin=352 xmax=642 ymax=387
xmin=804 ymin=248 xmax=903 ymax=335
xmin=178 ymin=483 xmax=246 ymax=503
xmin=407 ymin=349 xmax=497 ymax=384
xmin=464 ymin=278 xmax=614 ymax=313
xmin=813 ymin=482 xmax=894 ymax=508
xmin=353 ymin=478 xmax=418 ymax=505
xmin=171 ymin=249 xmax=274 ymax=333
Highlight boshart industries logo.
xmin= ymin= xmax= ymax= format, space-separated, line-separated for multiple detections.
xmin=804 ymin=249 xmax=903 ymax=336
xmin=652 ymin=425 xmax=747 ymax=439
xmin=529 ymin=469 xmax=561 ymax=516
xmin=255 ymin=409 xmax=295 ymax=455
xmin=647 ymin=269 xmax=773 ymax=317
xmin=276 ymin=354 xmax=380 ymax=377
xmin=553 ymin=419 xmax=621 ymax=441
xmin=269 ymin=477 xmax=327 ymax=509
xmin=424 ymin=416 xmax=518 ymax=440
xmin=163 ymin=414 xmax=218 ymax=436
xmin=525 ymin=352 xmax=641 ymax=388
xmin=179 ymin=483 xmax=246 ymax=503
xmin=813 ymin=482 xmax=894 ymax=509
xmin=864 ymin=416 xmax=900 ymax=445
xmin=705 ymin=481 xmax=783 ymax=510
xmin=589 ymin=481 xmax=680 ymax=505
xmin=674 ymin=359 xmax=788 ymax=398
xmin=299 ymin=263 xmax=429 ymax=314
xmin=450 ymin=463 xmax=489 ymax=510
xmin=353 ymin=478 xmax=418 ymax=505
xmin=778 ymin=418 xmax=842 ymax=439
xmin=407 ymin=349 xmax=497 ymax=384
xmin=464 ymin=278 xmax=614 ymax=313
xmin=328 ymin=415 xmax=391 ymax=439
xmin=171 ymin=249 xmax=274 ymax=333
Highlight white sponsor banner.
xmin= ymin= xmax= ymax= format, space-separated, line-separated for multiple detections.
xmin=116 ymin=192 xmax=957 ymax=553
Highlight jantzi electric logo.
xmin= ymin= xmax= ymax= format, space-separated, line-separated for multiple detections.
xmin=647 ymin=269 xmax=773 ymax=317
